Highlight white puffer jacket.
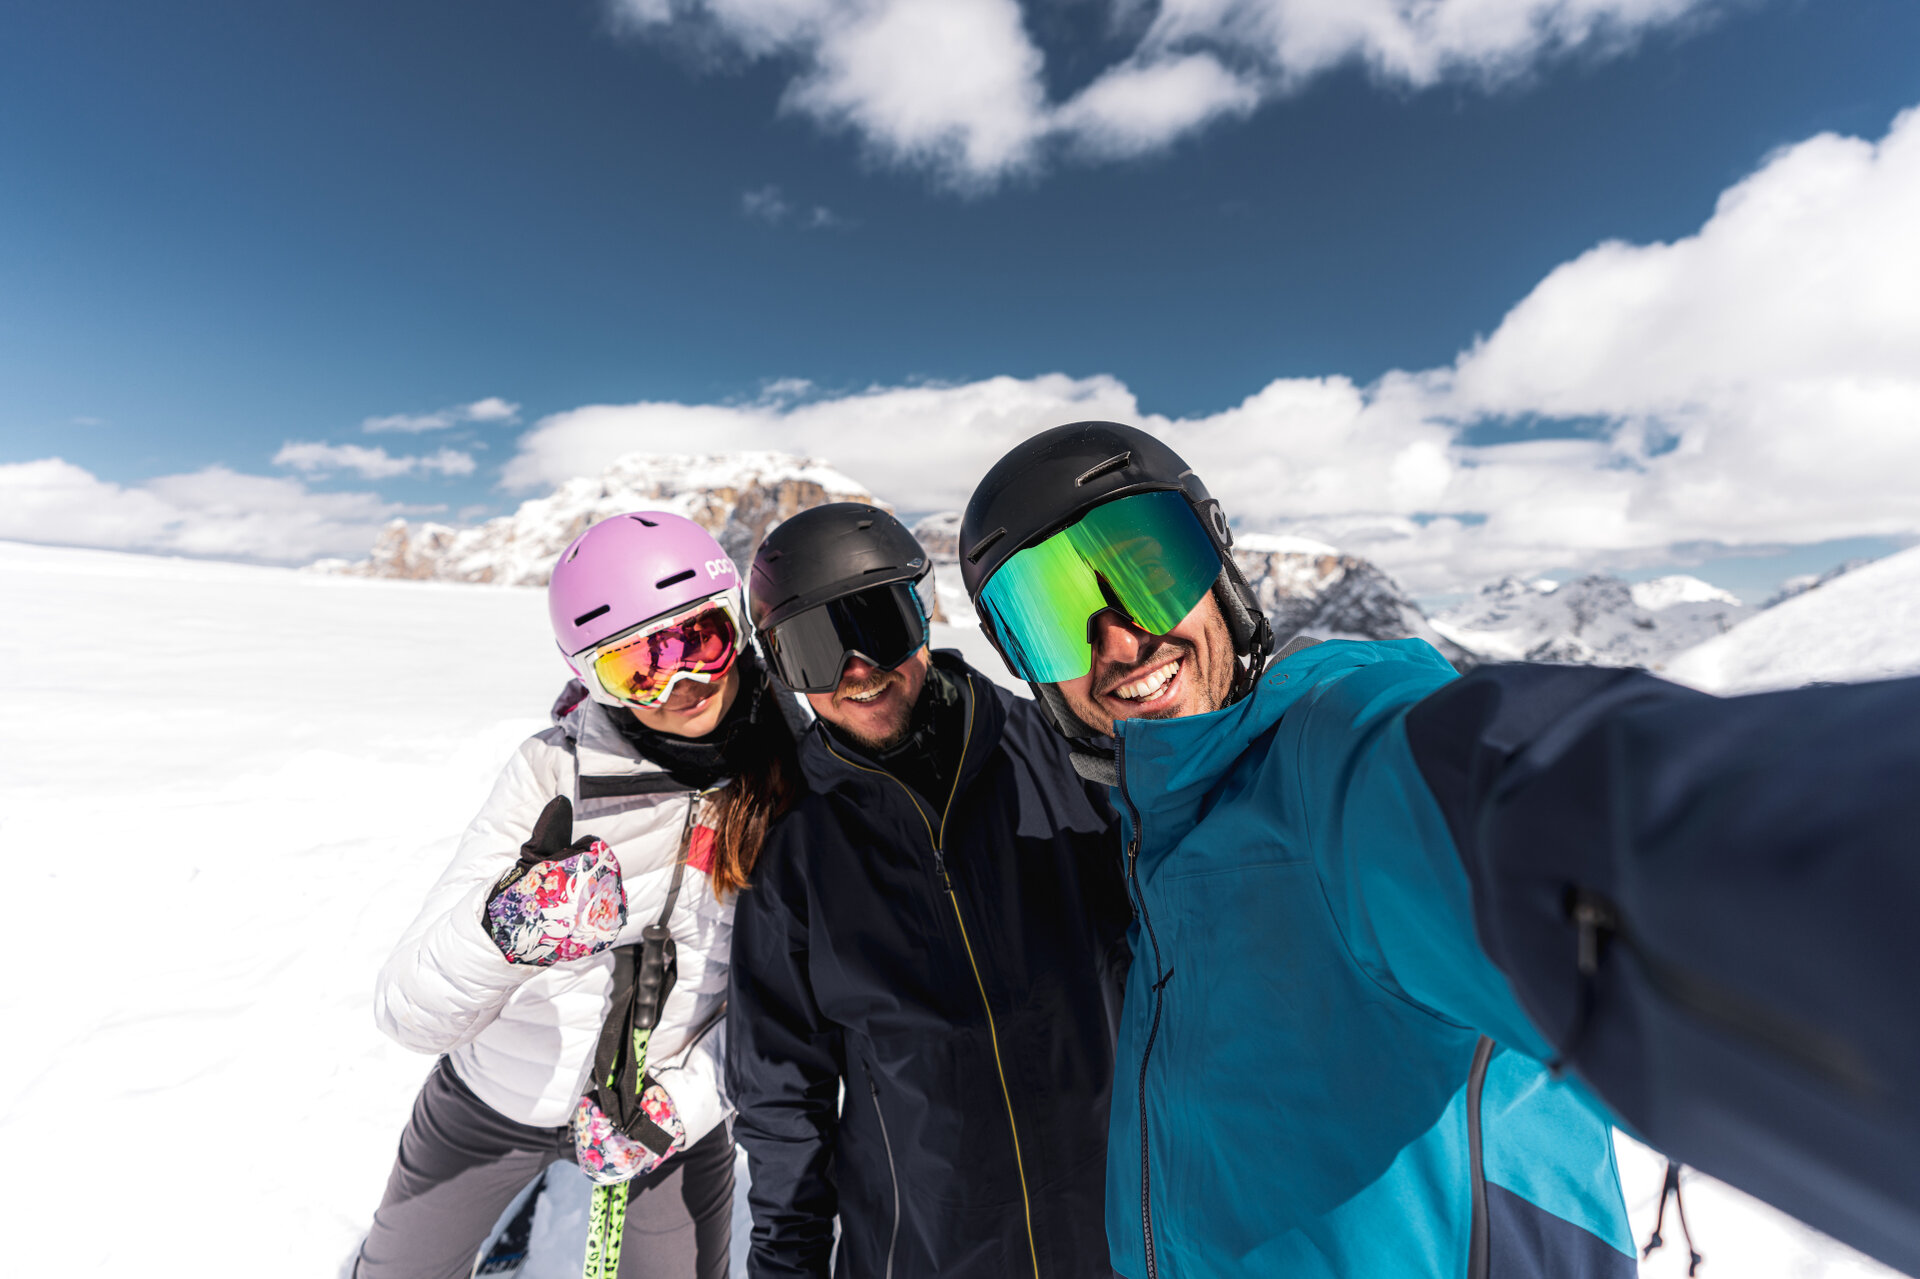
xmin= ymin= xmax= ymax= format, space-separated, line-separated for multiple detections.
xmin=375 ymin=694 xmax=738 ymax=1143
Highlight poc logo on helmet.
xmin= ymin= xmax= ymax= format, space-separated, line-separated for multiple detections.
xmin=705 ymin=558 xmax=734 ymax=579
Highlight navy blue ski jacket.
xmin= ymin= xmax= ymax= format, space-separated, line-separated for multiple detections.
xmin=1406 ymin=654 xmax=1920 ymax=1275
xmin=727 ymin=651 xmax=1132 ymax=1279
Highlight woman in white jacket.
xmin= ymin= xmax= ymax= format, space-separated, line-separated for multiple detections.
xmin=360 ymin=512 xmax=801 ymax=1279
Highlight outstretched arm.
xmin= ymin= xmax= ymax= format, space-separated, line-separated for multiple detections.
xmin=1405 ymin=664 xmax=1920 ymax=1276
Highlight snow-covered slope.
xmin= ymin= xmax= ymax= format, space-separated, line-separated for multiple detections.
xmin=1434 ymin=573 xmax=1752 ymax=666
xmin=317 ymin=452 xmax=874 ymax=586
xmin=1666 ymin=544 xmax=1920 ymax=693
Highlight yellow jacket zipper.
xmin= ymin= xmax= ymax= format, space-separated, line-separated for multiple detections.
xmin=821 ymin=676 xmax=1041 ymax=1279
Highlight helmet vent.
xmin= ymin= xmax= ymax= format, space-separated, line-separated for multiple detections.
xmin=630 ymin=515 xmax=658 ymax=527
xmin=857 ymin=519 xmax=873 ymax=530
xmin=1075 ymin=451 xmax=1132 ymax=486
xmin=655 ymin=569 xmax=695 ymax=589
xmin=965 ymin=527 xmax=1006 ymax=564
xmin=573 ymin=604 xmax=611 ymax=626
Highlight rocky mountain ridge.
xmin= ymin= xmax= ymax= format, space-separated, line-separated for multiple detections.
xmin=1433 ymin=573 xmax=1753 ymax=667
xmin=313 ymin=452 xmax=873 ymax=587
xmin=318 ymin=450 xmax=1821 ymax=675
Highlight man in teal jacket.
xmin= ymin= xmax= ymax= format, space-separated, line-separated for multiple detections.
xmin=956 ymin=422 xmax=1920 ymax=1279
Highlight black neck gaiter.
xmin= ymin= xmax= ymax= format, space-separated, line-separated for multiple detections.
xmin=613 ymin=648 xmax=789 ymax=791
xmin=825 ymin=662 xmax=968 ymax=810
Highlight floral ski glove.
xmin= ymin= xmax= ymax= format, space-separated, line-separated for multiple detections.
xmin=572 ymin=1085 xmax=685 ymax=1185
xmin=485 ymin=796 xmax=627 ymax=966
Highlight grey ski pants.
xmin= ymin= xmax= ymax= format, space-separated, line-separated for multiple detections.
xmin=355 ymin=1057 xmax=733 ymax=1279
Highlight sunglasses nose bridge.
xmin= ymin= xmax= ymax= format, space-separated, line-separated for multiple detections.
xmin=1084 ymin=605 xmax=1123 ymax=646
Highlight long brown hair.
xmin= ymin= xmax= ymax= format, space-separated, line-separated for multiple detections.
xmin=703 ymin=705 xmax=799 ymax=899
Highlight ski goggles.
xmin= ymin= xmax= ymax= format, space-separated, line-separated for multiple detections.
xmin=975 ymin=489 xmax=1221 ymax=685
xmin=761 ymin=580 xmax=927 ymax=694
xmin=573 ymin=595 xmax=743 ymax=707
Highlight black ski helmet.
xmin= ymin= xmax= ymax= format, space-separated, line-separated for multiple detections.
xmin=749 ymin=503 xmax=932 ymax=691
xmin=959 ymin=422 xmax=1272 ymax=746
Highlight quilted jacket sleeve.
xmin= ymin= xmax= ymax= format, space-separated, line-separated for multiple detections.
xmin=372 ymin=729 xmax=566 ymax=1054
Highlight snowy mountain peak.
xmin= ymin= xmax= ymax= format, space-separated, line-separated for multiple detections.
xmin=1631 ymin=575 xmax=1743 ymax=611
xmin=1231 ymin=542 xmax=1472 ymax=666
xmin=1435 ymin=571 xmax=1752 ymax=667
xmin=1234 ymin=532 xmax=1341 ymax=557
xmin=315 ymin=451 xmax=876 ymax=587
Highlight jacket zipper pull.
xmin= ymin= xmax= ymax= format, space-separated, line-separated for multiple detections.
xmin=1570 ymin=890 xmax=1620 ymax=976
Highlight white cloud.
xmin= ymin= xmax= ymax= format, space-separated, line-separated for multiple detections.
xmin=274 ymin=442 xmax=478 ymax=479
xmin=1052 ymin=53 xmax=1261 ymax=160
xmin=0 ymin=459 xmax=418 ymax=563
xmin=361 ymin=397 xmax=521 ymax=433
xmin=504 ymin=105 xmax=1920 ymax=593
xmin=609 ymin=0 xmax=1720 ymax=185
xmin=502 ymin=372 xmax=1140 ymax=506
xmin=742 ymin=183 xmax=847 ymax=227
xmin=742 ymin=184 xmax=791 ymax=222
xmin=462 ymin=397 xmax=521 ymax=423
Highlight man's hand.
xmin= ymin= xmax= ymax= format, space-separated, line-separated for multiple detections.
xmin=484 ymin=796 xmax=627 ymax=965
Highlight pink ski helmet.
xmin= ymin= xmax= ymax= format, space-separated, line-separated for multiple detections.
xmin=548 ymin=512 xmax=745 ymax=708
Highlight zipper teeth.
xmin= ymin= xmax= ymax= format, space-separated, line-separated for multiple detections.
xmin=1115 ymin=735 xmax=1164 ymax=1279
xmin=868 ymin=1076 xmax=900 ymax=1279
xmin=946 ymin=883 xmax=1041 ymax=1279
xmin=1466 ymin=1036 xmax=1495 ymax=1279
xmin=820 ymin=679 xmax=1041 ymax=1279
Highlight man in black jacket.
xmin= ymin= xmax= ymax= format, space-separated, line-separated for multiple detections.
xmin=728 ymin=504 xmax=1131 ymax=1279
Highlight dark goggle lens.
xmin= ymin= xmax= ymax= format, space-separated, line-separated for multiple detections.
xmin=975 ymin=489 xmax=1221 ymax=685
xmin=764 ymin=581 xmax=927 ymax=693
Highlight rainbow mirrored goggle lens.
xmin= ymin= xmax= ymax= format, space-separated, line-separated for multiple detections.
xmin=976 ymin=489 xmax=1221 ymax=685
xmin=587 ymin=599 xmax=741 ymax=707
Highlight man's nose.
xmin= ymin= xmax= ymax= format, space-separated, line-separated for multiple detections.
xmin=840 ymin=656 xmax=877 ymax=687
xmin=1089 ymin=608 xmax=1149 ymax=667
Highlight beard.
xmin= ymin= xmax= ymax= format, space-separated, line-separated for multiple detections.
xmin=832 ymin=667 xmax=916 ymax=750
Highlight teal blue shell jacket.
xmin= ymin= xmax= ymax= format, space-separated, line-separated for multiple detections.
xmin=1104 ymin=638 xmax=1634 ymax=1279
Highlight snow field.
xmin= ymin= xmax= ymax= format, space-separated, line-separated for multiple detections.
xmin=0 ymin=542 xmax=561 ymax=1275
xmin=1664 ymin=543 xmax=1920 ymax=693
xmin=0 ymin=540 xmax=1905 ymax=1276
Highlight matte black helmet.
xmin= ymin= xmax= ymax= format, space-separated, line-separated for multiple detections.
xmin=749 ymin=503 xmax=932 ymax=693
xmin=959 ymin=422 xmax=1271 ymax=745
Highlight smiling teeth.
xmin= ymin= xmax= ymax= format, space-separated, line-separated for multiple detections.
xmin=1115 ymin=659 xmax=1179 ymax=701
xmin=848 ymin=687 xmax=885 ymax=703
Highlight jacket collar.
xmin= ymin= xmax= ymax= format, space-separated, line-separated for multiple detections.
xmin=799 ymin=649 xmax=1007 ymax=812
xmin=1110 ymin=641 xmax=1351 ymax=867
xmin=1113 ymin=638 xmax=1456 ymax=867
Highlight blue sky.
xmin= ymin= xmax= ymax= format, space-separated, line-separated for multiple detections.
xmin=4 ymin=0 xmax=1919 ymax=601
